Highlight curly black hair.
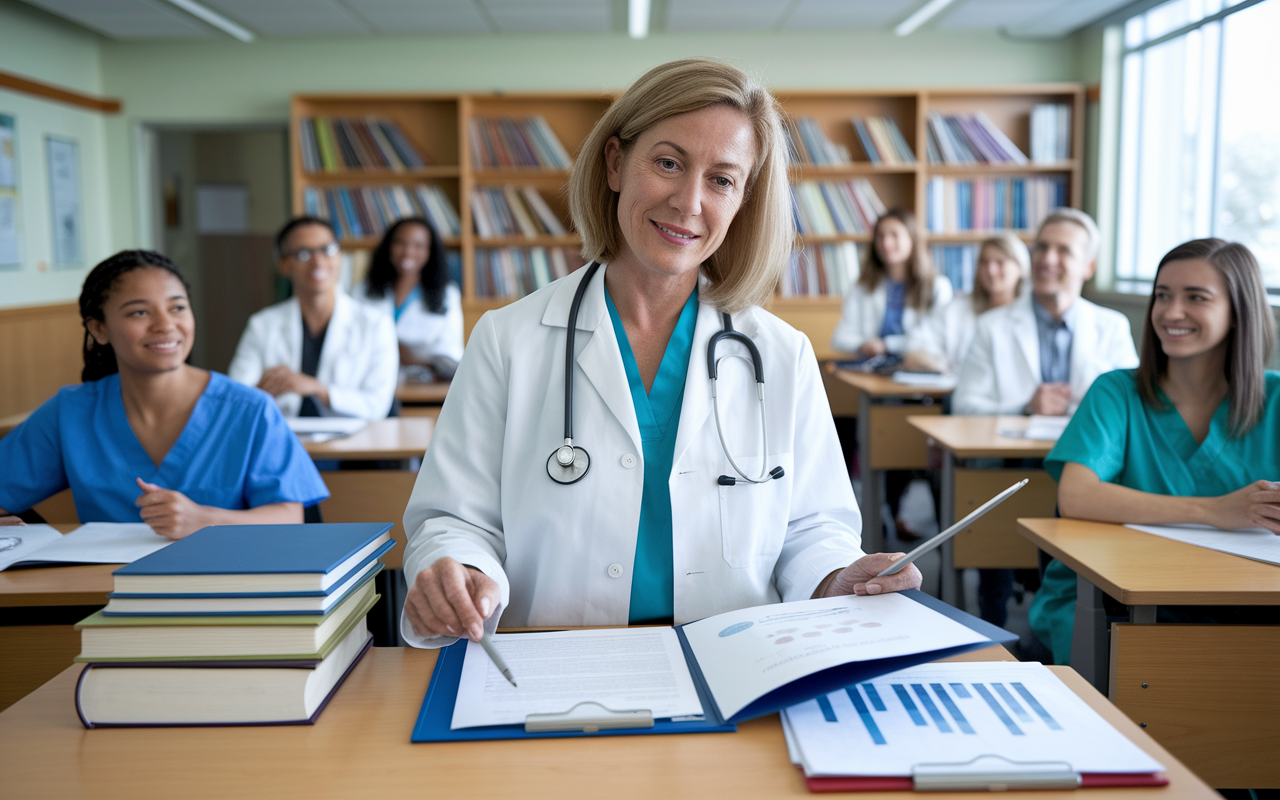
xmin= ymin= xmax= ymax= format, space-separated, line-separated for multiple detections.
xmin=363 ymin=217 xmax=449 ymax=315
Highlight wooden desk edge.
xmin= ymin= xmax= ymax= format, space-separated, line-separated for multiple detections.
xmin=906 ymin=415 xmax=1056 ymax=458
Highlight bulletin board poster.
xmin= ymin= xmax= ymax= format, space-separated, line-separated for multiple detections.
xmin=0 ymin=115 xmax=18 ymax=269
xmin=46 ymin=134 xmax=81 ymax=268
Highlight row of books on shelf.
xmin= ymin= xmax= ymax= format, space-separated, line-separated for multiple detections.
xmin=303 ymin=185 xmax=461 ymax=241
xmin=475 ymin=246 xmax=586 ymax=298
xmin=789 ymin=116 xmax=916 ymax=165
xmin=791 ymin=179 xmax=888 ymax=236
xmin=1030 ymin=103 xmax=1073 ymax=162
xmin=926 ymin=175 xmax=1067 ymax=233
xmin=781 ymin=242 xmax=861 ymax=298
xmin=926 ymin=111 xmax=1027 ymax=165
xmin=74 ymin=523 xmax=392 ymax=727
xmin=298 ymin=117 xmax=428 ymax=173
xmin=932 ymin=244 xmax=981 ymax=295
xmin=470 ymin=185 xmax=567 ymax=239
xmin=469 ymin=116 xmax=572 ymax=170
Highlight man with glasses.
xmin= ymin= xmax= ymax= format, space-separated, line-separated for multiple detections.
xmin=229 ymin=217 xmax=398 ymax=419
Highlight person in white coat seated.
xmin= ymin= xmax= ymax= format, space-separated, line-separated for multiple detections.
xmin=904 ymin=232 xmax=1029 ymax=374
xmin=399 ymin=58 xmax=922 ymax=648
xmin=228 ymin=217 xmax=398 ymax=419
xmin=952 ymin=208 xmax=1138 ymax=417
xmin=351 ymin=216 xmax=464 ymax=380
xmin=830 ymin=209 xmax=953 ymax=360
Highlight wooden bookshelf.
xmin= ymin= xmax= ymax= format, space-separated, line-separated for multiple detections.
xmin=291 ymin=85 xmax=1083 ymax=351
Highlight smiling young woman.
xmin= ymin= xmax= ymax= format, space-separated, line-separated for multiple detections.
xmin=1028 ymin=238 xmax=1280 ymax=664
xmin=0 ymin=250 xmax=329 ymax=538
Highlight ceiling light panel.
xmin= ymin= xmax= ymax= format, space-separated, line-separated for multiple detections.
xmin=200 ymin=0 xmax=368 ymax=35
xmin=781 ymin=0 xmax=920 ymax=30
xmin=20 ymin=0 xmax=216 ymax=38
xmin=666 ymin=0 xmax=790 ymax=32
xmin=340 ymin=0 xmax=490 ymax=34
xmin=480 ymin=0 xmax=610 ymax=32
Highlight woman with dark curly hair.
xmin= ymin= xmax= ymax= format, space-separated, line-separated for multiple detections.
xmin=352 ymin=216 xmax=463 ymax=379
xmin=0 ymin=250 xmax=328 ymax=538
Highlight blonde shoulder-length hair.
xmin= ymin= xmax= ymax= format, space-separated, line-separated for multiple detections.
xmin=568 ymin=58 xmax=792 ymax=313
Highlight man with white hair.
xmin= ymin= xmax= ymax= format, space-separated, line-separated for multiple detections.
xmin=953 ymin=208 xmax=1138 ymax=416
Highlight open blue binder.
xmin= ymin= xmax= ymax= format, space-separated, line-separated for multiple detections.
xmin=411 ymin=591 xmax=1015 ymax=743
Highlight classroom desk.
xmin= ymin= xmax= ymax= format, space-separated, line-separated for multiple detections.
xmin=396 ymin=378 xmax=450 ymax=407
xmin=302 ymin=417 xmax=435 ymax=461
xmin=907 ymin=415 xmax=1058 ymax=608
xmin=1017 ymin=518 xmax=1280 ymax=788
xmin=0 ymin=644 xmax=1217 ymax=800
xmin=828 ymin=367 xmax=951 ymax=554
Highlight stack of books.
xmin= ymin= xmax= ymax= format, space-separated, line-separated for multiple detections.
xmin=926 ymin=111 xmax=1028 ymax=165
xmin=791 ymin=179 xmax=888 ymax=236
xmin=470 ymin=186 xmax=567 ymax=238
xmin=783 ymin=242 xmax=861 ymax=298
xmin=926 ymin=176 xmax=1067 ymax=233
xmin=787 ymin=117 xmax=852 ymax=165
xmin=469 ymin=116 xmax=572 ymax=169
xmin=303 ymin=184 xmax=460 ymax=241
xmin=73 ymin=523 xmax=393 ymax=728
xmin=474 ymin=247 xmax=584 ymax=298
xmin=299 ymin=117 xmax=428 ymax=172
xmin=1030 ymin=103 xmax=1072 ymax=162
xmin=851 ymin=116 xmax=916 ymax=165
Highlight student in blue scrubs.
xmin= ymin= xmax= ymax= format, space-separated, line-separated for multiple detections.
xmin=1030 ymin=238 xmax=1280 ymax=663
xmin=0 ymin=250 xmax=329 ymax=538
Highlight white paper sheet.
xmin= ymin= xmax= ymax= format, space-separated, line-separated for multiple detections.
xmin=450 ymin=628 xmax=704 ymax=729
xmin=996 ymin=415 xmax=1068 ymax=440
xmin=681 ymin=594 xmax=988 ymax=721
xmin=0 ymin=524 xmax=63 ymax=571
xmin=9 ymin=523 xmax=171 ymax=567
xmin=285 ymin=417 xmax=367 ymax=436
xmin=782 ymin=662 xmax=1164 ymax=777
xmin=891 ymin=371 xmax=956 ymax=389
xmin=1126 ymin=523 xmax=1280 ymax=567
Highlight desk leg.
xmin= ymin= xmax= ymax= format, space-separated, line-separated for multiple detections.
xmin=857 ymin=392 xmax=883 ymax=554
xmin=939 ymin=453 xmax=960 ymax=608
xmin=1071 ymin=575 xmax=1108 ymax=694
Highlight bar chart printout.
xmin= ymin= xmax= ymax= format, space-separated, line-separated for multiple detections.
xmin=781 ymin=663 xmax=1164 ymax=778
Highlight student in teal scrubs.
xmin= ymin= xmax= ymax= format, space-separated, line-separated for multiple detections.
xmin=1030 ymin=238 xmax=1280 ymax=663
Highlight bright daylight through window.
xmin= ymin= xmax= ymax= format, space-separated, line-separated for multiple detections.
xmin=1115 ymin=0 xmax=1280 ymax=294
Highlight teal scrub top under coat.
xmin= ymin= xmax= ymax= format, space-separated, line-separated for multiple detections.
xmin=604 ymin=286 xmax=699 ymax=624
xmin=1028 ymin=369 xmax=1280 ymax=664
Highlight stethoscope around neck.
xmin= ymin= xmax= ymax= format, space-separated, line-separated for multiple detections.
xmin=546 ymin=261 xmax=785 ymax=487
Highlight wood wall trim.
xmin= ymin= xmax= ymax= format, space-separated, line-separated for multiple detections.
xmin=0 ymin=70 xmax=122 ymax=114
xmin=0 ymin=302 xmax=80 ymax=321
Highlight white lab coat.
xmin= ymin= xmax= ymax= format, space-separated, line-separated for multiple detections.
xmin=350 ymin=282 xmax=465 ymax=366
xmin=952 ymin=294 xmax=1138 ymax=415
xmin=227 ymin=292 xmax=399 ymax=419
xmin=830 ymin=275 xmax=953 ymax=356
xmin=400 ymin=263 xmax=865 ymax=648
xmin=905 ymin=293 xmax=980 ymax=373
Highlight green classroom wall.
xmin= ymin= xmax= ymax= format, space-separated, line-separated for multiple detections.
xmin=2 ymin=0 xmax=1100 ymax=309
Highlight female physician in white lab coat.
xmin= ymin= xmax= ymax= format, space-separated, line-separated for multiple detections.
xmin=400 ymin=58 xmax=922 ymax=648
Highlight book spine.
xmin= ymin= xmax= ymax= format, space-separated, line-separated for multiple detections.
xmin=851 ymin=117 xmax=879 ymax=164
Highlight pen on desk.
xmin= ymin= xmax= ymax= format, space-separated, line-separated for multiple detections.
xmin=479 ymin=633 xmax=518 ymax=687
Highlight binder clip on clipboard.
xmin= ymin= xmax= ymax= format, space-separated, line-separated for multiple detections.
xmin=911 ymin=756 xmax=1080 ymax=792
xmin=525 ymin=702 xmax=654 ymax=734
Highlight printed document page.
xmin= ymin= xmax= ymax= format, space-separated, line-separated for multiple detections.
xmin=782 ymin=662 xmax=1165 ymax=776
xmin=12 ymin=523 xmax=170 ymax=566
xmin=450 ymin=627 xmax=704 ymax=729
xmin=681 ymin=594 xmax=987 ymax=721
xmin=1127 ymin=523 xmax=1280 ymax=567
xmin=0 ymin=524 xmax=62 ymax=571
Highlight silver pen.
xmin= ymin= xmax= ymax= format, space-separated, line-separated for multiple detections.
xmin=876 ymin=479 xmax=1029 ymax=577
xmin=478 ymin=633 xmax=518 ymax=687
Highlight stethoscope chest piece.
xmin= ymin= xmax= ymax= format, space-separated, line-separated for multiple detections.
xmin=547 ymin=443 xmax=591 ymax=485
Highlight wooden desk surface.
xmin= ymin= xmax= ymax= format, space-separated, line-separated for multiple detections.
xmin=909 ymin=415 xmax=1056 ymax=458
xmin=395 ymin=380 xmax=450 ymax=404
xmin=0 ymin=645 xmax=1216 ymax=800
xmin=302 ymin=417 xmax=434 ymax=460
xmin=1018 ymin=518 xmax=1280 ymax=606
xmin=828 ymin=367 xmax=953 ymax=398
xmin=0 ymin=524 xmax=115 ymax=608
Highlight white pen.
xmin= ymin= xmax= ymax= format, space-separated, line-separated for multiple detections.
xmin=478 ymin=632 xmax=518 ymax=687
xmin=876 ymin=479 xmax=1029 ymax=577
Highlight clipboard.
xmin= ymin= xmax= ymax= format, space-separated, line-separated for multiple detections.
xmin=411 ymin=591 xmax=1016 ymax=742
xmin=805 ymin=755 xmax=1169 ymax=793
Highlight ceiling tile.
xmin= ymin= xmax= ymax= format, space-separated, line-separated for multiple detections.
xmin=667 ymin=0 xmax=790 ymax=32
xmin=780 ymin=0 xmax=920 ymax=30
xmin=20 ymin=0 xmax=216 ymax=38
xmin=341 ymin=0 xmax=491 ymax=34
xmin=481 ymin=0 xmax=610 ymax=33
xmin=202 ymin=0 xmax=368 ymax=35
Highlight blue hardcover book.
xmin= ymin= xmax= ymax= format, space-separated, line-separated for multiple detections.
xmin=112 ymin=523 xmax=393 ymax=596
xmin=411 ymin=591 xmax=1015 ymax=743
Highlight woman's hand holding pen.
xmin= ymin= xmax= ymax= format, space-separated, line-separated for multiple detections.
xmin=814 ymin=553 xmax=923 ymax=599
xmin=406 ymin=556 xmax=500 ymax=640
xmin=135 ymin=478 xmax=212 ymax=540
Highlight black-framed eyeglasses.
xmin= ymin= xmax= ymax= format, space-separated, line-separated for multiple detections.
xmin=284 ymin=242 xmax=340 ymax=262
